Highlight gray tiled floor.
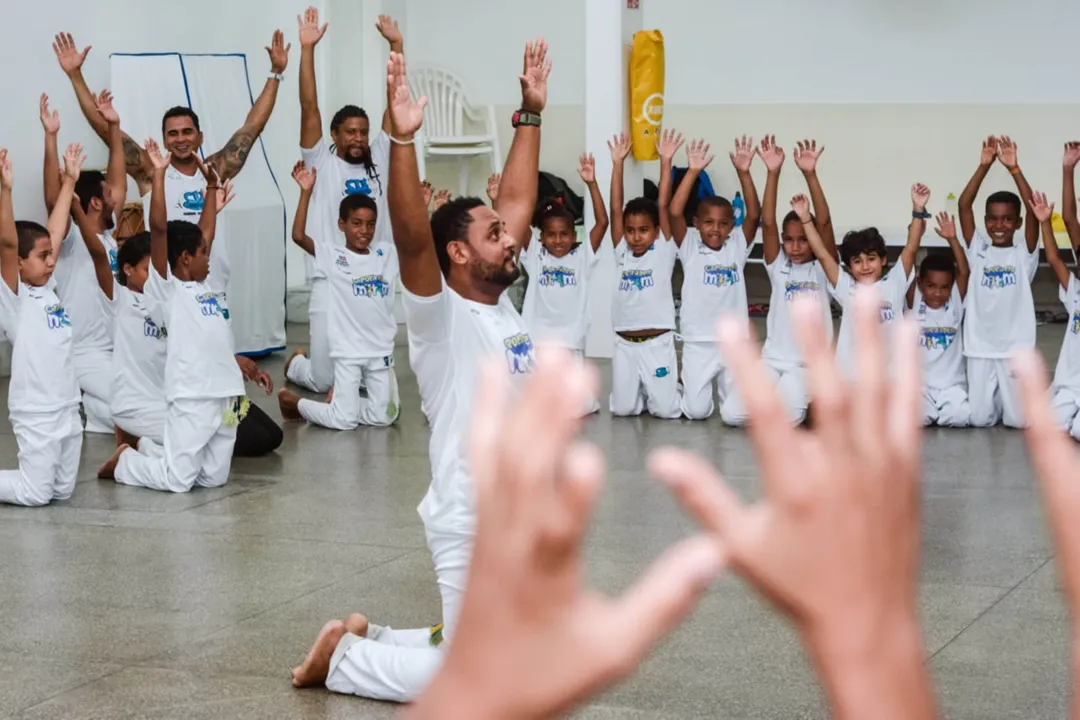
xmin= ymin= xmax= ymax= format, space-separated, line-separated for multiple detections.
xmin=0 ymin=320 xmax=1074 ymax=719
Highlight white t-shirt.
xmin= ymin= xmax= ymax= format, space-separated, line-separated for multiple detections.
xmin=678 ymin=227 xmax=752 ymax=342
xmin=761 ymin=250 xmax=834 ymax=367
xmin=830 ymin=265 xmax=913 ymax=376
xmin=317 ymin=243 xmax=399 ymax=360
xmin=301 ymin=133 xmax=391 ymax=278
xmin=521 ymin=233 xmax=599 ymax=350
xmin=911 ymin=284 xmax=966 ymax=391
xmin=145 ymin=267 xmax=242 ymax=402
xmin=963 ymin=231 xmax=1037 ymax=359
xmin=403 ymin=283 xmax=534 ymax=532
xmin=109 ymin=284 xmax=168 ymax=418
xmin=612 ymin=237 xmax=677 ymax=332
xmin=1053 ymin=275 xmax=1080 ymax=391
xmin=0 ymin=280 xmax=79 ymax=414
xmin=53 ymin=223 xmax=118 ymax=355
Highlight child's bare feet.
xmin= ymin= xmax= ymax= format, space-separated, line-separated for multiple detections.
xmin=326 ymin=386 xmax=335 ymax=403
xmin=97 ymin=444 xmax=130 ymax=480
xmin=278 ymin=388 xmax=304 ymax=422
xmin=284 ymin=348 xmax=307 ymax=378
xmin=291 ymin=620 xmax=348 ymax=688
xmin=344 ymin=613 xmax=369 ymax=637
xmin=115 ymin=427 xmax=140 ymax=448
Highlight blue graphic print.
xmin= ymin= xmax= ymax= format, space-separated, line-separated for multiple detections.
xmin=108 ymin=248 xmax=118 ymax=273
xmin=344 ymin=178 xmax=372 ymax=196
xmin=784 ymin=280 xmax=820 ymax=301
xmin=143 ymin=316 xmax=167 ymax=340
xmin=879 ymin=301 xmax=895 ymax=323
xmin=1072 ymin=311 xmax=1080 ymax=335
xmin=504 ymin=333 xmax=535 ymax=375
xmin=703 ymin=263 xmax=739 ymax=288
xmin=539 ymin=266 xmax=577 ymax=288
xmin=196 ymin=292 xmax=229 ymax=320
xmin=619 ymin=269 xmax=654 ymax=292
xmin=920 ymin=326 xmax=957 ymax=351
xmin=352 ymin=275 xmax=391 ymax=298
xmin=181 ymin=190 xmax=204 ymax=213
xmin=44 ymin=303 xmax=71 ymax=330
xmin=981 ymin=265 xmax=1017 ymax=289
xmin=654 ymin=366 xmax=671 ymax=378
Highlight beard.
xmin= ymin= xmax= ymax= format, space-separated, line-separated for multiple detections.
xmin=473 ymin=255 xmax=520 ymax=288
xmin=103 ymin=212 xmax=116 ymax=231
xmin=341 ymin=147 xmax=373 ymax=166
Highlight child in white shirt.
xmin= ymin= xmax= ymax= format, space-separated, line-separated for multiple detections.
xmin=0 ymin=145 xmax=85 ymax=506
xmin=278 ymin=181 xmax=401 ymax=429
xmin=520 ymin=153 xmax=608 ymax=416
xmin=908 ymin=213 xmax=971 ymax=427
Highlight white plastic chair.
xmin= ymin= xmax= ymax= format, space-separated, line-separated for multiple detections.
xmin=408 ymin=65 xmax=503 ymax=197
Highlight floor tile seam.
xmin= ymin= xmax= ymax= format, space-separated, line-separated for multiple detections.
xmin=13 ymin=663 xmax=130 ymax=715
xmin=193 ymin=526 xmax=427 ymax=551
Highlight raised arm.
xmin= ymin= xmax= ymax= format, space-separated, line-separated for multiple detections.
xmin=731 ymin=135 xmax=761 ymax=245
xmin=194 ymin=159 xmax=221 ymax=248
xmin=40 ymin=95 xmax=62 ymax=213
xmin=577 ymin=153 xmax=608 ymax=253
xmin=205 ymin=30 xmax=290 ymax=181
xmin=385 ymin=51 xmax=441 ymax=297
xmin=794 ymin=139 xmax=836 ymax=258
xmin=290 ymin=161 xmax=317 ymax=256
xmin=0 ymin=151 xmax=16 ymax=294
xmin=758 ymin=136 xmax=785 ymax=265
xmin=375 ymin=15 xmax=404 ymax=134
xmin=1029 ymin=191 xmax=1070 ymax=292
xmin=50 ymin=145 xmax=83 ymax=259
xmin=95 ymin=90 xmax=129 ymax=213
xmin=934 ymin=212 xmax=970 ymax=300
xmin=297 ymin=7 xmax=328 ymax=149
xmin=72 ymin=200 xmax=114 ymax=300
xmin=901 ymin=184 xmax=930 ymax=277
xmin=995 ymin=136 xmax=1039 ymax=254
xmin=145 ymin=140 xmax=172 ymax=279
xmin=670 ymin=139 xmax=714 ymax=246
xmin=958 ymin=136 xmax=997 ymax=246
xmin=655 ymin=129 xmax=684 ymax=242
xmin=495 ymin=39 xmax=550 ymax=252
xmin=791 ymin=193 xmax=838 ymax=287
xmin=1063 ymin=142 xmax=1080 ymax=257
xmin=607 ymin=132 xmax=631 ymax=248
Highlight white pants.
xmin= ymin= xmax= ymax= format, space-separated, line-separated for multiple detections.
xmin=114 ymin=397 xmax=237 ymax=493
xmin=112 ymin=403 xmax=167 ymax=445
xmin=968 ymin=358 xmax=1024 ymax=428
xmin=287 ymin=279 xmax=333 ymax=393
xmin=1052 ymin=386 xmax=1080 ymax=440
xmin=610 ymin=333 xmax=682 ymax=418
xmin=74 ymin=349 xmax=113 ymax=434
xmin=923 ymin=385 xmax=971 ymax=427
xmin=325 ymin=524 xmax=472 ymax=703
xmin=680 ymin=340 xmax=741 ymax=421
xmin=298 ymin=357 xmax=400 ymax=429
xmin=0 ymin=406 xmax=83 ymax=506
xmin=722 ymin=359 xmax=808 ymax=426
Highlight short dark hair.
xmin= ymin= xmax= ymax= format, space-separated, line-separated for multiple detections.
xmin=15 ymin=221 xmax=48 ymax=259
xmin=918 ymin=251 xmax=957 ymax=281
xmin=162 ymin=106 xmax=200 ymax=135
xmin=330 ymin=105 xmax=369 ymax=134
xmin=75 ymin=170 xmax=106 ymax=214
xmin=431 ymin=196 xmax=486 ymax=277
xmin=115 ymin=232 xmax=152 ymax=287
xmin=166 ymin=220 xmax=202 ymax=269
xmin=986 ymin=190 xmax=1022 ymax=217
xmin=839 ymin=227 xmax=887 ymax=267
xmin=622 ymin=196 xmax=659 ymax=227
xmin=339 ymin=193 xmax=378 ymax=223
xmin=781 ymin=210 xmax=803 ymax=229
xmin=534 ymin=196 xmax=575 ymax=231
xmin=696 ymin=196 xmax=734 ymax=217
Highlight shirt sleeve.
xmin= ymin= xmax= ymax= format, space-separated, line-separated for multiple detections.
xmin=731 ymin=227 xmax=753 ymax=265
xmin=765 ymin=248 xmax=788 ymax=280
xmin=401 ymin=281 xmax=452 ymax=347
xmin=521 ymin=228 xmax=540 ymax=273
xmin=677 ymin=228 xmax=698 ymax=265
xmin=369 ymin=130 xmax=391 ymax=171
xmin=300 ymin=138 xmax=332 ymax=170
xmin=0 ymin=282 xmax=18 ymax=341
xmin=829 ymin=271 xmax=852 ymax=303
xmin=145 ymin=265 xmax=176 ymax=304
xmin=1022 ymin=243 xmax=1040 ymax=284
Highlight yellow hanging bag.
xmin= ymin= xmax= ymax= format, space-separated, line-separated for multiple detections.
xmin=630 ymin=30 xmax=665 ymax=161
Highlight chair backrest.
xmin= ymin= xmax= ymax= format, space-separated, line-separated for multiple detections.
xmin=408 ymin=65 xmax=477 ymax=138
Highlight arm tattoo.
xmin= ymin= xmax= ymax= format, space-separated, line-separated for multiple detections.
xmin=122 ymin=135 xmax=151 ymax=186
xmin=208 ymin=130 xmax=256 ymax=181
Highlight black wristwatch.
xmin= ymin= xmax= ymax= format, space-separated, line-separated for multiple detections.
xmin=512 ymin=110 xmax=542 ymax=128
xmin=912 ymin=209 xmax=932 ymax=219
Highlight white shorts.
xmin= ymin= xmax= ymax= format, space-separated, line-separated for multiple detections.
xmin=721 ymin=358 xmax=808 ymax=426
xmin=0 ymin=406 xmax=83 ymax=506
xmin=609 ymin=332 xmax=681 ymax=419
xmin=923 ymin=385 xmax=971 ymax=428
xmin=286 ymin=279 xmax=333 ymax=393
xmin=1052 ymin=386 xmax=1080 ymax=440
xmin=74 ymin=349 xmax=113 ymax=434
xmin=680 ymin=340 xmax=739 ymax=421
xmin=298 ymin=356 xmax=400 ymax=429
xmin=112 ymin=402 xmax=167 ymax=445
xmin=968 ymin=357 xmax=1024 ymax=428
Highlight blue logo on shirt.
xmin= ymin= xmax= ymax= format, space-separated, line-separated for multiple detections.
xmin=1072 ymin=312 xmax=1080 ymax=335
xmin=879 ymin=301 xmax=895 ymax=323
xmin=504 ymin=333 xmax=535 ymax=375
xmin=920 ymin=327 xmax=956 ymax=351
xmin=784 ymin=281 xmax=820 ymax=301
xmin=981 ymin=265 xmax=1017 ymax=289
xmin=352 ymin=275 xmax=391 ymax=298
xmin=197 ymin=292 xmax=229 ymax=320
xmin=655 ymin=366 xmax=671 ymax=378
xmin=703 ymin=264 xmax=739 ymax=287
xmin=144 ymin=316 xmax=167 ymax=339
xmin=181 ymin=190 xmax=205 ymax=212
xmin=44 ymin=303 xmax=71 ymax=329
xmin=619 ymin=269 xmax=654 ymax=292
xmin=108 ymin=248 xmax=118 ymax=273
xmin=344 ymin=178 xmax=372 ymax=196
xmin=539 ymin=266 xmax=577 ymax=288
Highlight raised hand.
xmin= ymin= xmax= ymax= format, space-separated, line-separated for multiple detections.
xmin=793 ymin=139 xmax=825 ymax=173
xmin=981 ymin=136 xmax=999 ymax=167
xmin=39 ymin=94 xmax=60 ymax=135
xmin=292 ymin=161 xmax=316 ymax=192
xmin=376 ymin=14 xmax=403 ymax=46
xmin=297 ymin=6 xmax=328 ymax=47
xmin=911 ymin=183 xmax=931 ymax=212
xmin=997 ymin=135 xmax=1020 ymax=169
xmin=95 ymin=89 xmax=120 ymax=125
xmin=729 ymin=135 xmax=756 ymax=173
xmin=433 ymin=189 xmax=452 ymax=211
xmin=607 ymin=132 xmax=632 ymax=163
xmin=1065 ymin=142 xmax=1080 ymax=170
xmin=144 ymin=138 xmax=171 ymax=171
xmin=1026 ymin=190 xmax=1054 ymax=223
xmin=386 ymin=51 xmax=427 ymax=138
xmin=266 ymin=29 xmax=291 ymax=74
xmin=577 ymin=154 xmax=596 ymax=184
xmin=194 ymin=155 xmax=222 ymax=190
xmin=486 ymin=174 xmax=501 ymax=202
xmin=217 ymin=179 xmax=236 ymax=211
xmin=62 ymin=143 xmax=85 ymax=182
xmin=656 ymin=129 xmax=685 ymax=163
xmin=519 ymin=37 xmax=551 ymax=115
xmin=759 ymin=135 xmax=785 ymax=172
xmin=934 ymin=212 xmax=957 ymax=240
xmin=790 ymin=193 xmax=811 ymax=222
xmin=52 ymin=32 xmax=90 ymax=75
xmin=686 ymin=139 xmax=714 ymax=171
xmin=0 ymin=150 xmax=13 ymax=191
xmin=422 ymin=180 xmax=434 ymax=207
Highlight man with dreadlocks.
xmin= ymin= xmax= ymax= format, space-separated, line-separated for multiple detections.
xmin=285 ymin=7 xmax=399 ymax=393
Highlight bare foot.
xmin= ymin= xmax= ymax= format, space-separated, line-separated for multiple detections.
xmin=284 ymin=348 xmax=307 ymax=378
xmin=97 ymin=444 xmax=130 ymax=480
xmin=344 ymin=613 xmax=369 ymax=637
xmin=278 ymin=388 xmax=304 ymax=422
xmin=326 ymin=386 xmax=335 ymax=403
xmin=115 ymin=427 xmax=140 ymax=449
xmin=291 ymin=620 xmax=347 ymax=688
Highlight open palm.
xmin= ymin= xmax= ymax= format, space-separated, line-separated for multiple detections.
xmin=96 ymin=90 xmax=120 ymax=124
xmin=40 ymin=95 xmax=60 ymax=135
xmin=52 ymin=32 xmax=90 ymax=74
xmin=297 ymin=7 xmax=328 ymax=47
xmin=386 ymin=52 xmax=426 ymax=137
xmin=519 ymin=38 xmax=551 ymax=114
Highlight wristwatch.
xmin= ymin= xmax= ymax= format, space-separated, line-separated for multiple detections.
xmin=268 ymin=72 xmax=285 ymax=82
xmin=512 ymin=110 xmax=541 ymax=128
xmin=912 ymin=209 xmax=932 ymax=219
